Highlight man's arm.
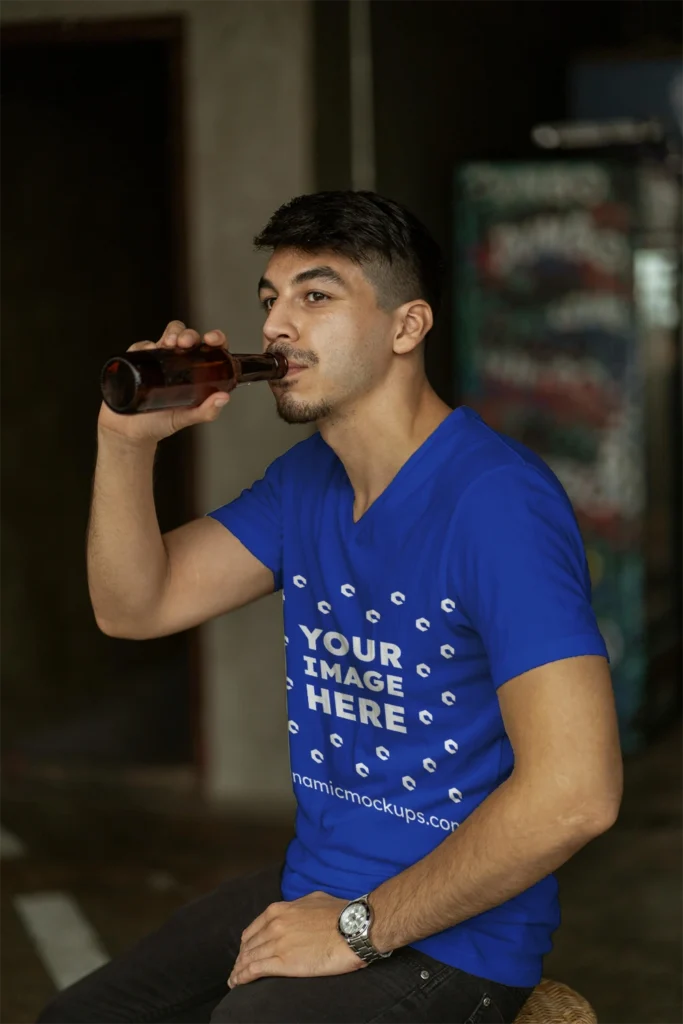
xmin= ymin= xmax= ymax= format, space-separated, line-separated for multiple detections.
xmin=368 ymin=653 xmax=622 ymax=952
xmin=89 ymin=429 xmax=276 ymax=640
xmin=227 ymin=653 xmax=622 ymax=988
xmin=88 ymin=322 xmax=278 ymax=639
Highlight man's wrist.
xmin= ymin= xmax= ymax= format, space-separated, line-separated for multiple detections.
xmin=367 ymin=889 xmax=393 ymax=955
xmin=97 ymin=424 xmax=158 ymax=456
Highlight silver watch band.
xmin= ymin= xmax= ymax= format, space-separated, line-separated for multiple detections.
xmin=347 ymin=931 xmax=392 ymax=964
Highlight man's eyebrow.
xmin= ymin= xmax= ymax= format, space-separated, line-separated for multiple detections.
xmin=257 ymin=266 xmax=347 ymax=295
xmin=257 ymin=276 xmax=276 ymax=295
xmin=291 ymin=266 xmax=347 ymax=288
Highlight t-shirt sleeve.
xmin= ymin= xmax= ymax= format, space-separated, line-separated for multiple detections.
xmin=452 ymin=463 xmax=609 ymax=688
xmin=205 ymin=456 xmax=284 ymax=591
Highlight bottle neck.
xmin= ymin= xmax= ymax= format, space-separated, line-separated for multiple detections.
xmin=234 ymin=352 xmax=288 ymax=383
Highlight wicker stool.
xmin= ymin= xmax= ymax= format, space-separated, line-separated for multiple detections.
xmin=514 ymin=978 xmax=597 ymax=1023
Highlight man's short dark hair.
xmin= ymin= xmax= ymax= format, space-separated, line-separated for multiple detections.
xmin=253 ymin=190 xmax=444 ymax=326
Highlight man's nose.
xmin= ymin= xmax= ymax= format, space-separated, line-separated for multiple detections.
xmin=262 ymin=305 xmax=299 ymax=345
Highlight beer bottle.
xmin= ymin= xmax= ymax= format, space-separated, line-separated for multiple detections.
xmin=100 ymin=345 xmax=288 ymax=414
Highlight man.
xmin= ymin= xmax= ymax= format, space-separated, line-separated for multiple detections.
xmin=40 ymin=191 xmax=622 ymax=1024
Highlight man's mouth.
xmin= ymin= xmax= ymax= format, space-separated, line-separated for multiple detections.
xmin=268 ymin=352 xmax=314 ymax=384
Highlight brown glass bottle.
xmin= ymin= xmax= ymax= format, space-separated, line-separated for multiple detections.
xmin=100 ymin=345 xmax=288 ymax=414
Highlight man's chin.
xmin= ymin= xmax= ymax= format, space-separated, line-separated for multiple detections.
xmin=274 ymin=392 xmax=332 ymax=425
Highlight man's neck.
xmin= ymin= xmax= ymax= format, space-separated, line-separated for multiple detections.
xmin=317 ymin=380 xmax=453 ymax=522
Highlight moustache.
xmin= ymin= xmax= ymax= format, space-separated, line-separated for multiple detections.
xmin=267 ymin=346 xmax=317 ymax=368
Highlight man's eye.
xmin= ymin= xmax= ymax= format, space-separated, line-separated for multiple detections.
xmin=306 ymin=291 xmax=328 ymax=303
xmin=262 ymin=297 xmax=276 ymax=312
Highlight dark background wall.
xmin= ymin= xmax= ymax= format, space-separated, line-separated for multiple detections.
xmin=0 ymin=29 xmax=195 ymax=766
xmin=373 ymin=0 xmax=682 ymax=399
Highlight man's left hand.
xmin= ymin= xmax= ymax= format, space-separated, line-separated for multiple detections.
xmin=228 ymin=891 xmax=366 ymax=988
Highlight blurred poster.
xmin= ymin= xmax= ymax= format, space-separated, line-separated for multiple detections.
xmin=454 ymin=161 xmax=680 ymax=751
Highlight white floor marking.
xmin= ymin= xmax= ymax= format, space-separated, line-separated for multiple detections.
xmin=1 ymin=824 xmax=26 ymax=859
xmin=14 ymin=891 xmax=110 ymax=990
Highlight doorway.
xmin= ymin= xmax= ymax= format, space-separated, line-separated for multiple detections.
xmin=0 ymin=18 xmax=199 ymax=771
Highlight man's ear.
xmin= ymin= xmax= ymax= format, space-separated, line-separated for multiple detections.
xmin=393 ymin=300 xmax=433 ymax=355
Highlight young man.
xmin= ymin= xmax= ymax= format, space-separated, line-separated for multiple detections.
xmin=41 ymin=191 xmax=622 ymax=1024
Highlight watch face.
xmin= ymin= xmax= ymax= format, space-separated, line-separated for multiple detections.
xmin=340 ymin=902 xmax=369 ymax=937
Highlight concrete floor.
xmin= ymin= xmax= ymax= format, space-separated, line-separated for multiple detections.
xmin=2 ymin=722 xmax=681 ymax=1024
xmin=544 ymin=721 xmax=682 ymax=1024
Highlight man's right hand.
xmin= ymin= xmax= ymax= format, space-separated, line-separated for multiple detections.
xmin=97 ymin=320 xmax=232 ymax=444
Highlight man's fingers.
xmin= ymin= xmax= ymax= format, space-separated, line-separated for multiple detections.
xmin=240 ymin=914 xmax=267 ymax=946
xmin=160 ymin=327 xmax=199 ymax=349
xmin=233 ymin=938 xmax=276 ymax=969
xmin=238 ymin=925 xmax=276 ymax=956
xmin=159 ymin=320 xmax=186 ymax=344
xmin=125 ymin=321 xmax=226 ymax=360
xmin=241 ymin=902 xmax=286 ymax=945
xmin=126 ymin=340 xmax=157 ymax=352
xmin=168 ymin=391 xmax=230 ymax=433
xmin=229 ymin=955 xmax=283 ymax=989
xmin=203 ymin=329 xmax=227 ymax=347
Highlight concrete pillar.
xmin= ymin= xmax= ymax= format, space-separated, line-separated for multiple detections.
xmin=2 ymin=0 xmax=314 ymax=812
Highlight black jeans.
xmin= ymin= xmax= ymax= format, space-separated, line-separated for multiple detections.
xmin=37 ymin=865 xmax=533 ymax=1024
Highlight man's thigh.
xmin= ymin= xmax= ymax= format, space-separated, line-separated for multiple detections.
xmin=210 ymin=947 xmax=531 ymax=1024
xmin=37 ymin=864 xmax=284 ymax=1023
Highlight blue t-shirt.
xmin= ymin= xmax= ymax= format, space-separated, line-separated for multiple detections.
xmin=207 ymin=406 xmax=608 ymax=987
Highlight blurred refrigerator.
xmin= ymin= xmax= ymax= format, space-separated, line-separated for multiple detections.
xmin=454 ymin=159 xmax=681 ymax=751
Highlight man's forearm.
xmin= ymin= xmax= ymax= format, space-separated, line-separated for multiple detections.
xmin=369 ymin=773 xmax=616 ymax=954
xmin=87 ymin=428 xmax=167 ymax=635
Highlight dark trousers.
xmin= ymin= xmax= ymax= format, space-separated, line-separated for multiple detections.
xmin=37 ymin=864 xmax=533 ymax=1024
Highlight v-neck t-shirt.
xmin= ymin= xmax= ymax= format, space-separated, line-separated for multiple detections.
xmin=206 ymin=406 xmax=608 ymax=986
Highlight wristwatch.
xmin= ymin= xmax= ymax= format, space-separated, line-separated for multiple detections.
xmin=337 ymin=894 xmax=393 ymax=965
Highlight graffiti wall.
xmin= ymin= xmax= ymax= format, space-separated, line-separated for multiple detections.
xmin=454 ymin=161 xmax=653 ymax=749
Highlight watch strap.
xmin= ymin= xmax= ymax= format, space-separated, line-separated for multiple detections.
xmin=347 ymin=931 xmax=392 ymax=964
